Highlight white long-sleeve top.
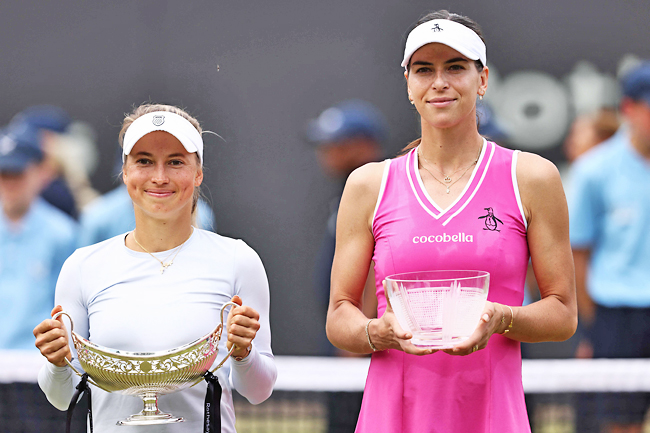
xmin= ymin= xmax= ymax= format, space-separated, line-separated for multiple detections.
xmin=38 ymin=229 xmax=277 ymax=432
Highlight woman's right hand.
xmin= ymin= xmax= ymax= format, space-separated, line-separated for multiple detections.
xmin=368 ymin=282 xmax=436 ymax=356
xmin=33 ymin=305 xmax=72 ymax=367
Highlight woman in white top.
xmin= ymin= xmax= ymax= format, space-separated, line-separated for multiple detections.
xmin=33 ymin=103 xmax=277 ymax=432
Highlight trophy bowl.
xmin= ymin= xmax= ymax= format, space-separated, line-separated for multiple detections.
xmin=385 ymin=270 xmax=489 ymax=349
xmin=54 ymin=301 xmax=237 ymax=426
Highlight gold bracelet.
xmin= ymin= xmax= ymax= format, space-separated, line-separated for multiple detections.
xmin=500 ymin=305 xmax=506 ymax=328
xmin=365 ymin=319 xmax=378 ymax=352
xmin=503 ymin=305 xmax=514 ymax=334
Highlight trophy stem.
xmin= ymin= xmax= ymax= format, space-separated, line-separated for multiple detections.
xmin=116 ymin=393 xmax=184 ymax=425
xmin=142 ymin=393 xmax=159 ymax=416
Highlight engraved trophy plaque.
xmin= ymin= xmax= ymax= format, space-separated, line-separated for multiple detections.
xmin=54 ymin=301 xmax=237 ymax=425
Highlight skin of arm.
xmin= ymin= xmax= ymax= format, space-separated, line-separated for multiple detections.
xmin=443 ymin=151 xmax=578 ymax=355
xmin=326 ymin=162 xmax=432 ymax=355
xmin=510 ymin=152 xmax=578 ymax=342
xmin=334 ymin=265 xmax=379 ymax=358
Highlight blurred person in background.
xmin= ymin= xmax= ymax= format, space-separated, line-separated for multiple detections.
xmin=523 ymin=107 xmax=620 ymax=338
xmin=521 ymin=106 xmax=620 ymax=430
xmin=559 ymin=107 xmax=621 ymax=200
xmin=0 ymin=122 xmax=77 ymax=349
xmin=569 ymin=61 xmax=650 ymax=433
xmin=326 ymin=10 xmax=576 ymax=432
xmin=78 ymin=146 xmax=215 ymax=248
xmin=11 ymin=105 xmax=100 ymax=219
xmin=564 ymin=107 xmax=619 ymax=360
xmin=563 ymin=108 xmax=620 ymax=165
xmin=307 ymin=99 xmax=385 ymax=433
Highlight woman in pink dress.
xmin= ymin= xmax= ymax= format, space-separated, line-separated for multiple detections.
xmin=325 ymin=10 xmax=577 ymax=433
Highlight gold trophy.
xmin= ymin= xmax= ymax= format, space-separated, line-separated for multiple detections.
xmin=53 ymin=301 xmax=237 ymax=425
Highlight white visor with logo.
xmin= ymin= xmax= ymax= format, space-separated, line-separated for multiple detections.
xmin=401 ymin=19 xmax=486 ymax=70
xmin=122 ymin=111 xmax=203 ymax=165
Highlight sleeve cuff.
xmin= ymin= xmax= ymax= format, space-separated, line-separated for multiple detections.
xmin=45 ymin=360 xmax=74 ymax=377
xmin=231 ymin=345 xmax=256 ymax=366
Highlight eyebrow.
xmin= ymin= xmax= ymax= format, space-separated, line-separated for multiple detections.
xmin=133 ymin=151 xmax=188 ymax=158
xmin=412 ymin=57 xmax=469 ymax=66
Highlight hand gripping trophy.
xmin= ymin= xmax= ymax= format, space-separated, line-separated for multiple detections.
xmin=54 ymin=301 xmax=238 ymax=426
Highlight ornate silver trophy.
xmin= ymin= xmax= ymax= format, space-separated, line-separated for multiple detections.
xmin=54 ymin=301 xmax=237 ymax=426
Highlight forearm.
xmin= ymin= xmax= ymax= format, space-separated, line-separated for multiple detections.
xmin=326 ymin=301 xmax=374 ymax=354
xmin=37 ymin=361 xmax=80 ymax=411
xmin=231 ymin=347 xmax=277 ymax=404
xmin=230 ymin=240 xmax=276 ymax=404
xmin=515 ymin=152 xmax=578 ymax=342
xmin=504 ymin=295 xmax=577 ymax=343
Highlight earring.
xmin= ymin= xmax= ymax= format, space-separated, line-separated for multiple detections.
xmin=410 ymin=100 xmax=414 ymax=105
xmin=479 ymin=94 xmax=483 ymax=100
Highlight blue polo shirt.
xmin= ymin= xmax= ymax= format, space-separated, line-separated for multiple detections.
xmin=78 ymin=185 xmax=216 ymax=248
xmin=569 ymin=127 xmax=650 ymax=307
xmin=0 ymin=198 xmax=77 ymax=349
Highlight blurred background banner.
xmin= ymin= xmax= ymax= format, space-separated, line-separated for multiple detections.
xmin=1 ymin=0 xmax=649 ymax=357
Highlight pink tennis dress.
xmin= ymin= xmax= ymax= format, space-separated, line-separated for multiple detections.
xmin=357 ymin=141 xmax=530 ymax=433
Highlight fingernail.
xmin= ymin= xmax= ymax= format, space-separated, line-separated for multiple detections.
xmin=482 ymin=313 xmax=490 ymax=322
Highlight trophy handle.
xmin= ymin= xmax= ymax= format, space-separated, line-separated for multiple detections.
xmin=209 ymin=301 xmax=240 ymax=373
xmin=51 ymin=311 xmax=86 ymax=379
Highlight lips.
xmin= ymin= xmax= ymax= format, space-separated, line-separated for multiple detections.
xmin=427 ymin=97 xmax=456 ymax=108
xmin=146 ymin=189 xmax=174 ymax=198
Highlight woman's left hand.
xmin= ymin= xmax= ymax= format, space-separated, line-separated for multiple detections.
xmin=226 ymin=295 xmax=260 ymax=360
xmin=442 ymin=301 xmax=507 ymax=356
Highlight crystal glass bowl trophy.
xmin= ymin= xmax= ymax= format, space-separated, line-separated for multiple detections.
xmin=53 ymin=301 xmax=237 ymax=426
xmin=385 ymin=270 xmax=489 ymax=348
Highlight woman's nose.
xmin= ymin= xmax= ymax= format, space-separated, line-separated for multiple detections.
xmin=431 ymin=71 xmax=449 ymax=90
xmin=151 ymin=163 xmax=169 ymax=183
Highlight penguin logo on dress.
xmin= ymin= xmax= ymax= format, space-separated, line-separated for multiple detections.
xmin=478 ymin=207 xmax=503 ymax=232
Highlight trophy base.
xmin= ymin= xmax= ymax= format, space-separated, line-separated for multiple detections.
xmin=411 ymin=335 xmax=467 ymax=349
xmin=117 ymin=412 xmax=184 ymax=425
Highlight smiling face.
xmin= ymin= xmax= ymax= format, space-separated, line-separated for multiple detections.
xmin=122 ymin=131 xmax=203 ymax=222
xmin=405 ymin=43 xmax=488 ymax=131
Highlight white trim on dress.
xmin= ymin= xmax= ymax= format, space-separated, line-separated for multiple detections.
xmin=409 ymin=139 xmax=489 ymax=220
xmin=442 ymin=141 xmax=495 ymax=227
xmin=511 ymin=150 xmax=528 ymax=231
xmin=372 ymin=159 xmax=392 ymax=229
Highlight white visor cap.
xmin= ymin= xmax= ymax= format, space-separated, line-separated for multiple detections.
xmin=122 ymin=111 xmax=203 ymax=165
xmin=401 ymin=19 xmax=486 ymax=70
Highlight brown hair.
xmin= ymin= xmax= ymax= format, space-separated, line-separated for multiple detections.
xmin=401 ymin=10 xmax=486 ymax=155
xmin=120 ymin=103 xmax=203 ymax=214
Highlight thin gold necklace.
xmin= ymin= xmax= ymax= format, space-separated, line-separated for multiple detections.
xmin=132 ymin=227 xmax=194 ymax=274
xmin=418 ymin=145 xmax=481 ymax=194
xmin=419 ymin=146 xmax=481 ymax=184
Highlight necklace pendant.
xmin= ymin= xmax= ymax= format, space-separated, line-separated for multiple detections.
xmin=161 ymin=263 xmax=172 ymax=274
xmin=444 ymin=176 xmax=452 ymax=183
xmin=446 ymin=187 xmax=450 ymax=194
